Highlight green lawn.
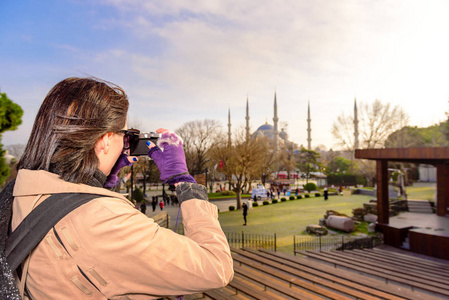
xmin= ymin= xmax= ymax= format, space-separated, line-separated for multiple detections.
xmin=218 ymin=194 xmax=371 ymax=254
xmin=217 ymin=183 xmax=436 ymax=254
xmin=406 ymin=182 xmax=436 ymax=201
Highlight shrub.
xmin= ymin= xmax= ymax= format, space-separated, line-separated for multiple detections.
xmin=252 ymin=202 xmax=259 ymax=207
xmin=220 ymin=190 xmax=236 ymax=196
xmin=229 ymin=206 xmax=235 ymax=211
xmin=272 ymin=199 xmax=278 ymax=204
xmin=297 ymin=195 xmax=303 ymax=199
xmin=305 ymin=194 xmax=310 ymax=198
xmin=304 ymin=182 xmax=317 ymax=193
xmin=289 ymin=195 xmax=295 ymax=200
xmin=263 ymin=200 xmax=270 ymax=205
xmin=132 ymin=188 xmax=144 ymax=203
xmin=281 ymin=198 xmax=287 ymax=202
xmin=315 ymin=193 xmax=321 ymax=197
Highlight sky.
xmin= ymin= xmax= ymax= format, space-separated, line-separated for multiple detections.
xmin=1 ymin=0 xmax=449 ymax=150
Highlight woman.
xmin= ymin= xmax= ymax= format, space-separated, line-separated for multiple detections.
xmin=12 ymin=77 xmax=233 ymax=299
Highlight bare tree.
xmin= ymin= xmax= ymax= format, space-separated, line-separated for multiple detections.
xmin=210 ymin=129 xmax=272 ymax=209
xmin=278 ymin=142 xmax=297 ymax=178
xmin=332 ymin=99 xmax=409 ymax=150
xmin=176 ymin=119 xmax=223 ymax=176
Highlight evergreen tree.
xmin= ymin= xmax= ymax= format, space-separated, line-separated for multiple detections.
xmin=0 ymin=92 xmax=23 ymax=185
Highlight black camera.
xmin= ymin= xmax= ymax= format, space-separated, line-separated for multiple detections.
xmin=129 ymin=132 xmax=161 ymax=156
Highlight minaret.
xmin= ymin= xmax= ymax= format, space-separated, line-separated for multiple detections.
xmin=227 ymin=108 xmax=232 ymax=147
xmin=273 ymin=91 xmax=279 ymax=151
xmin=354 ymin=97 xmax=359 ymax=150
xmin=245 ymin=96 xmax=250 ymax=141
xmin=307 ymin=101 xmax=312 ymax=150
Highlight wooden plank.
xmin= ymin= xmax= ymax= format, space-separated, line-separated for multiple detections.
xmin=353 ymin=249 xmax=449 ymax=276
xmin=227 ymin=275 xmax=286 ymax=300
xmin=298 ymin=250 xmax=449 ymax=297
xmin=326 ymin=250 xmax=449 ymax=282
xmin=261 ymin=249 xmax=441 ymax=300
xmin=234 ymin=265 xmax=324 ymax=300
xmin=203 ymin=287 xmax=247 ymax=300
xmin=370 ymin=248 xmax=449 ymax=270
xmin=233 ymin=251 xmax=376 ymax=300
xmin=234 ymin=248 xmax=409 ymax=300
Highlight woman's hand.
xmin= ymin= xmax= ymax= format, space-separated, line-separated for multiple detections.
xmin=104 ymin=153 xmax=138 ymax=188
xmin=147 ymin=128 xmax=195 ymax=185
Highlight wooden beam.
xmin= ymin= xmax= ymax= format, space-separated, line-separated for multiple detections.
xmin=376 ymin=160 xmax=389 ymax=224
xmin=356 ymin=147 xmax=449 ymax=162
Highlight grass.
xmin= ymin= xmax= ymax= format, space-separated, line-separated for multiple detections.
xmin=217 ymin=182 xmax=436 ymax=254
xmin=218 ymin=194 xmax=371 ymax=254
xmin=215 ymin=183 xmax=435 ymax=254
xmin=208 ymin=193 xmax=251 ymax=200
xmin=406 ymin=182 xmax=436 ymax=201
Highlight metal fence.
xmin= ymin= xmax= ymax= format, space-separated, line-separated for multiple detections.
xmin=293 ymin=234 xmax=383 ymax=254
xmin=225 ymin=231 xmax=277 ymax=251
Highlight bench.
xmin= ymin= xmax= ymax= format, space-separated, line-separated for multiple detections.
xmin=351 ymin=249 xmax=449 ymax=277
xmin=233 ymin=247 xmax=407 ymax=300
xmin=232 ymin=250 xmax=356 ymax=300
xmin=297 ymin=250 xmax=449 ymax=298
xmin=371 ymin=247 xmax=449 ymax=270
xmin=234 ymin=264 xmax=324 ymax=300
xmin=227 ymin=275 xmax=286 ymax=300
xmin=305 ymin=250 xmax=449 ymax=287
xmin=258 ymin=248 xmax=441 ymax=300
xmin=203 ymin=287 xmax=247 ymax=299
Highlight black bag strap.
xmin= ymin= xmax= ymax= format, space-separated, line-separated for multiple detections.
xmin=5 ymin=193 xmax=104 ymax=272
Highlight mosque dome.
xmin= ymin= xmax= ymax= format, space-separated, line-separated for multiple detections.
xmin=279 ymin=128 xmax=288 ymax=140
xmin=256 ymin=123 xmax=274 ymax=132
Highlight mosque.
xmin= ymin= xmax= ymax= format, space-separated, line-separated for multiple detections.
xmin=227 ymin=91 xmax=313 ymax=152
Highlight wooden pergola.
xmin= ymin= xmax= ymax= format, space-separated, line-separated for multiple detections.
xmin=355 ymin=147 xmax=449 ymax=224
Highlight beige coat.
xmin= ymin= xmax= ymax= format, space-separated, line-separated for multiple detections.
xmin=12 ymin=170 xmax=233 ymax=299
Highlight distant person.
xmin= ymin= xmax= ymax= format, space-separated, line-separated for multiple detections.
xmin=140 ymin=201 xmax=147 ymax=214
xmin=159 ymin=199 xmax=165 ymax=210
xmin=242 ymin=202 xmax=248 ymax=226
xmin=152 ymin=196 xmax=157 ymax=212
xmin=324 ymin=187 xmax=329 ymax=201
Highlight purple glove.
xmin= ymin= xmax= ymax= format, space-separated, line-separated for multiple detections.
xmin=104 ymin=154 xmax=134 ymax=188
xmin=147 ymin=130 xmax=196 ymax=185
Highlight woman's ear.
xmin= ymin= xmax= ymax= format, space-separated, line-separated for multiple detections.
xmin=95 ymin=132 xmax=114 ymax=155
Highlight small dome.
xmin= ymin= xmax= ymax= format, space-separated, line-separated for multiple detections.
xmin=256 ymin=123 xmax=274 ymax=131
xmin=4 ymin=154 xmax=15 ymax=165
xmin=279 ymin=129 xmax=288 ymax=140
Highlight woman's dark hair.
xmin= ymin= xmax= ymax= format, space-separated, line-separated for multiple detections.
xmin=18 ymin=77 xmax=129 ymax=184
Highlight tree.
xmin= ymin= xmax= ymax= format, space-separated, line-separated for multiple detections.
xmin=210 ymin=130 xmax=272 ymax=209
xmin=295 ymin=147 xmax=321 ymax=183
xmin=176 ymin=119 xmax=223 ymax=176
xmin=278 ymin=142 xmax=297 ymax=178
xmin=332 ymin=99 xmax=409 ymax=151
xmin=385 ymin=124 xmax=449 ymax=148
xmin=325 ymin=156 xmax=354 ymax=175
xmin=0 ymin=92 xmax=23 ymax=186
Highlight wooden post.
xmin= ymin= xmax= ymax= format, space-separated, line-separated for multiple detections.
xmin=376 ymin=160 xmax=389 ymax=224
xmin=436 ymin=164 xmax=448 ymax=216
